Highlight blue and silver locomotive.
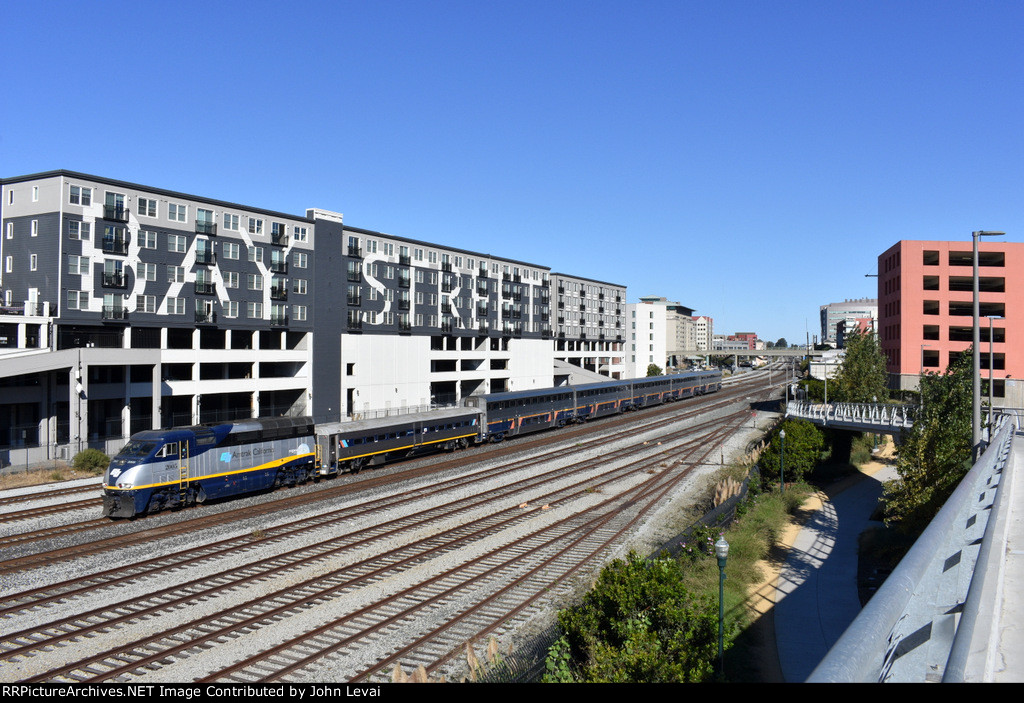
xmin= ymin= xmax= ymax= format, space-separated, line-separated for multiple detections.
xmin=102 ymin=416 xmax=316 ymax=518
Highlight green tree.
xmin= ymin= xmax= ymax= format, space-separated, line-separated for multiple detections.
xmin=775 ymin=337 xmax=788 ymax=349
xmin=646 ymin=363 xmax=663 ymax=377
xmin=831 ymin=330 xmax=889 ymax=403
xmin=544 ymin=553 xmax=719 ymax=683
xmin=758 ymin=419 xmax=825 ymax=485
xmin=883 ymin=348 xmax=973 ymax=534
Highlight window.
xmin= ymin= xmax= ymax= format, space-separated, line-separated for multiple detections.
xmin=249 ymin=218 xmax=264 ymax=235
xmin=139 ymin=263 xmax=157 ymax=281
xmin=223 ymin=213 xmax=240 ymax=231
xmin=428 ymin=251 xmax=438 ymax=264
xmin=293 ymin=226 xmax=308 ymax=242
xmin=223 ymin=300 xmax=239 ymax=318
xmin=5 ymin=222 xmax=11 ymax=239
xmin=293 ymin=305 xmax=307 ymax=321
xmin=223 ymin=242 xmax=240 ymax=260
xmin=248 ymin=246 xmax=263 ymax=263
xmin=67 ymin=255 xmax=89 ymax=275
xmin=70 ymin=185 xmax=92 ymax=206
xmin=414 ymin=248 xmax=424 ymax=261
xmin=31 ymin=220 xmax=38 ymax=237
xmin=224 ymin=271 xmax=239 ymax=288
xmin=247 ymin=301 xmax=263 ymax=319
xmin=66 ymin=290 xmax=89 ymax=310
xmin=247 ymin=273 xmax=263 ymax=290
xmin=137 ymin=230 xmax=157 ymax=249
xmin=292 ymin=278 xmax=307 ymax=295
xmin=32 ymin=186 xmax=38 ymax=201
xmin=168 ymin=203 xmax=187 ymax=222
xmin=293 ymin=252 xmax=308 ymax=268
xmin=168 ymin=234 xmax=187 ymax=253
xmin=382 ymin=242 xmax=394 ymax=256
xmin=137 ymin=295 xmax=157 ymax=313
xmin=138 ymin=198 xmax=157 ymax=217
xmin=168 ymin=297 xmax=185 ymax=315
xmin=366 ymin=239 xmax=377 ymax=254
xmin=30 ymin=254 xmax=37 ymax=271
xmin=168 ymin=265 xmax=185 ymax=283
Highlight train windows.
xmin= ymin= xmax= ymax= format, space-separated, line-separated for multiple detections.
xmin=120 ymin=440 xmax=157 ymax=457
xmin=156 ymin=443 xmax=179 ymax=458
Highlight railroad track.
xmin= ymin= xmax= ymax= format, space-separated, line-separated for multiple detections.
xmin=0 ymin=370 xmax=782 ymax=683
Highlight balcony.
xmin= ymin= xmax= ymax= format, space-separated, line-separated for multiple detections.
xmin=270 ymin=260 xmax=288 ymax=274
xmin=399 ymin=320 xmax=412 ymax=333
xmin=270 ymin=314 xmax=289 ymax=327
xmin=476 ymin=284 xmax=489 ymax=297
xmin=441 ymin=262 xmax=453 ymax=273
xmin=195 ymin=310 xmax=217 ymax=324
xmin=195 ymin=250 xmax=216 ymax=265
xmin=476 ymin=305 xmax=489 ymax=318
xmin=195 ymin=221 xmax=217 ymax=236
xmin=347 ymin=270 xmax=361 ymax=283
xmin=271 ymin=229 xmax=289 ymax=246
xmin=102 ymin=305 xmax=128 ymax=321
xmin=347 ymin=317 xmax=363 ymax=331
xmin=441 ymin=319 xmax=453 ymax=333
xmin=442 ymin=282 xmax=453 ymax=293
xmin=270 ymin=286 xmax=288 ymax=301
xmin=398 ymin=299 xmax=410 ymax=311
xmin=478 ymin=323 xmax=488 ymax=335
xmin=103 ymin=205 xmax=129 ymax=223
xmin=194 ymin=281 xmax=216 ymax=296
xmin=399 ymin=254 xmax=411 ymax=266
xmin=478 ymin=266 xmax=488 ymax=278
xmin=347 ymin=245 xmax=362 ymax=258
xmin=347 ymin=295 xmax=362 ymax=307
xmin=101 ymin=235 xmax=129 ymax=255
xmin=102 ymin=272 xmax=126 ymax=288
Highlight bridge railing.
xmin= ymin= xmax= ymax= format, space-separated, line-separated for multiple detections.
xmin=786 ymin=400 xmax=916 ymax=430
xmin=807 ymin=415 xmax=1016 ymax=682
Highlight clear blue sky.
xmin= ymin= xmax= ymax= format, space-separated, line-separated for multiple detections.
xmin=2 ymin=0 xmax=1021 ymax=344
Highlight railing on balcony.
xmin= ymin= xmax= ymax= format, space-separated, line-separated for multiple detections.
xmin=399 ymin=254 xmax=411 ymax=265
xmin=398 ymin=320 xmax=412 ymax=333
xmin=270 ymin=314 xmax=289 ymax=327
xmin=195 ymin=221 xmax=217 ymax=236
xmin=102 ymin=272 xmax=126 ymax=288
xmin=194 ymin=281 xmax=216 ymax=296
xmin=270 ymin=260 xmax=288 ymax=274
xmin=195 ymin=310 xmax=217 ymax=324
xmin=101 ymin=236 xmax=129 ymax=255
xmin=103 ymin=205 xmax=129 ymax=223
xmin=398 ymin=299 xmax=410 ymax=311
xmin=348 ymin=245 xmax=362 ymax=258
xmin=347 ymin=295 xmax=362 ymax=307
xmin=347 ymin=317 xmax=363 ymax=331
xmin=271 ymin=229 xmax=289 ymax=246
xmin=195 ymin=250 xmax=216 ymax=265
xmin=399 ymin=275 xmax=411 ymax=289
xmin=102 ymin=305 xmax=128 ymax=321
xmin=441 ymin=262 xmax=452 ymax=272
xmin=270 ymin=286 xmax=288 ymax=301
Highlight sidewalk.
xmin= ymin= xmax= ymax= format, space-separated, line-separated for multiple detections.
xmin=772 ymin=460 xmax=897 ymax=683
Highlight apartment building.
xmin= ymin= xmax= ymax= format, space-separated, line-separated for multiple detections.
xmin=877 ymin=239 xmax=1024 ymax=406
xmin=0 ymin=170 xmax=627 ymax=462
xmin=551 ymin=273 xmax=627 ymax=380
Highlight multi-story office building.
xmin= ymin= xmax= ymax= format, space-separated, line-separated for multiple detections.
xmin=877 ymin=239 xmax=1024 ymax=406
xmin=691 ymin=315 xmax=714 ymax=352
xmin=820 ymin=298 xmax=878 ymax=347
xmin=0 ymin=170 xmax=626 ymax=462
xmin=624 ymin=296 xmax=701 ymax=375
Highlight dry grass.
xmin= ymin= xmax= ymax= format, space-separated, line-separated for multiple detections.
xmin=0 ymin=462 xmax=98 ymax=491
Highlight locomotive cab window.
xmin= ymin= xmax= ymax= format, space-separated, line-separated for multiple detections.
xmin=156 ymin=443 xmax=179 ymax=458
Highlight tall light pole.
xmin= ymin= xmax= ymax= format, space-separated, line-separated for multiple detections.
xmin=779 ymin=428 xmax=786 ymax=492
xmin=973 ymin=230 xmax=1005 ymax=461
xmin=715 ymin=536 xmax=730 ymax=677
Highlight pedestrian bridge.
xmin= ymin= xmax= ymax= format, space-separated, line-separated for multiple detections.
xmin=786 ymin=400 xmax=916 ymax=436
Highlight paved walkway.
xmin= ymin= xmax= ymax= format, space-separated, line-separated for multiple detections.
xmin=774 ymin=462 xmax=897 ymax=683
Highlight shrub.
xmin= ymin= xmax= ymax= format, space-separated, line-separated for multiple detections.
xmin=544 ymin=553 xmax=719 ymax=683
xmin=71 ymin=448 xmax=110 ymax=474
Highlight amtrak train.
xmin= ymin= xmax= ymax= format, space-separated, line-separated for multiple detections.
xmin=101 ymin=370 xmax=721 ymax=518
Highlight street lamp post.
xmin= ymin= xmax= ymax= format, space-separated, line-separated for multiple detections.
xmin=779 ymin=428 xmax=786 ymax=492
xmin=973 ymin=230 xmax=1005 ymax=462
xmin=715 ymin=536 xmax=730 ymax=677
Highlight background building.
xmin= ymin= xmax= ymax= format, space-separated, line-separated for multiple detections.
xmin=820 ymin=297 xmax=878 ymax=347
xmin=877 ymin=239 xmax=1024 ymax=406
